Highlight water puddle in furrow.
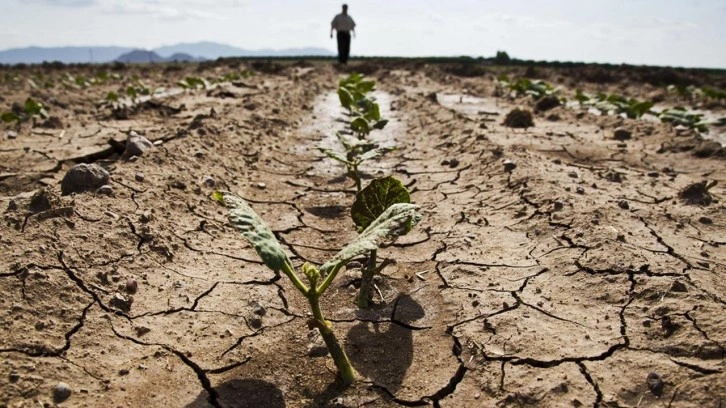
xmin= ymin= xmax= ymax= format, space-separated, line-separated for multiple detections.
xmin=299 ymin=91 xmax=404 ymax=173
xmin=436 ymin=93 xmax=507 ymax=118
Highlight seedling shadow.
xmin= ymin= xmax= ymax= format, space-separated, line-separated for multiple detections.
xmin=185 ymin=378 xmax=285 ymax=408
xmin=345 ymin=295 xmax=425 ymax=392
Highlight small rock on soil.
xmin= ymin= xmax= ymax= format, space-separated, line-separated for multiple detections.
xmin=60 ymin=164 xmax=110 ymax=195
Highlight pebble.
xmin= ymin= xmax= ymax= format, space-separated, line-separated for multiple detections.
xmin=125 ymin=278 xmax=138 ymax=294
xmin=647 ymin=171 xmax=659 ymax=177
xmin=503 ymin=159 xmax=517 ymax=172
xmin=96 ymin=185 xmax=113 ymax=195
xmin=613 ymin=127 xmax=632 ymax=141
xmin=135 ymin=173 xmax=145 ymax=182
xmin=618 ymin=200 xmax=630 ymax=210
xmin=576 ymin=186 xmax=585 ymax=194
xmin=698 ymin=216 xmax=712 ymax=225
xmin=9 ymin=372 xmax=20 ymax=383
xmin=646 ymin=372 xmax=664 ymax=396
xmin=6 ymin=130 xmax=17 ymax=139
xmin=202 ymin=176 xmax=216 ymax=187
xmin=122 ymin=132 xmax=154 ymax=160
xmin=553 ymin=200 xmax=564 ymax=211
xmin=61 ymin=163 xmax=110 ymax=195
xmin=53 ymin=382 xmax=72 ymax=403
xmin=567 ymin=171 xmax=578 ymax=178
xmin=256 ymin=182 xmax=267 ymax=189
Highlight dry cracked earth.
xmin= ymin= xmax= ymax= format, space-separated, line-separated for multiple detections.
xmin=0 ymin=60 xmax=724 ymax=408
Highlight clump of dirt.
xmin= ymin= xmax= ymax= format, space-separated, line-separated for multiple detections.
xmin=678 ymin=180 xmax=716 ymax=206
xmin=440 ymin=63 xmax=487 ymax=78
xmin=502 ymin=108 xmax=534 ymax=128
xmin=534 ymin=95 xmax=561 ymax=112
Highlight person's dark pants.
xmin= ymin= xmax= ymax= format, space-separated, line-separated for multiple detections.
xmin=336 ymin=32 xmax=351 ymax=64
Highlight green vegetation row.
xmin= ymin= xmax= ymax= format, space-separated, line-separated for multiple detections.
xmin=214 ymin=73 xmax=420 ymax=385
xmin=497 ymin=74 xmax=726 ymax=133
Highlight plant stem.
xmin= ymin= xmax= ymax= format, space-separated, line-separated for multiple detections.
xmin=356 ymin=249 xmax=376 ymax=309
xmin=307 ymin=293 xmax=357 ymax=385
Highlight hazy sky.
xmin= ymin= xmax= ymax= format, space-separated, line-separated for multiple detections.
xmin=1 ymin=0 xmax=725 ymax=68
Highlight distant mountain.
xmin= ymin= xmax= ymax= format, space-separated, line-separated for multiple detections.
xmin=0 ymin=46 xmax=133 ymax=64
xmin=0 ymin=42 xmax=334 ymax=64
xmin=116 ymin=50 xmax=166 ymax=63
xmin=154 ymin=41 xmax=333 ymax=59
xmin=154 ymin=41 xmax=246 ymax=60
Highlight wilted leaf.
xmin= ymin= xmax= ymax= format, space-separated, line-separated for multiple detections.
xmin=214 ymin=192 xmax=292 ymax=273
xmin=351 ymin=176 xmax=410 ymax=231
xmin=320 ymin=203 xmax=421 ymax=274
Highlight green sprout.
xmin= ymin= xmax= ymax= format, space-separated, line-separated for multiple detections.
xmin=318 ymin=133 xmax=395 ymax=192
xmin=338 ymin=73 xmax=389 ymax=137
xmin=1 ymin=97 xmax=49 ymax=128
xmin=350 ymin=176 xmax=414 ymax=308
xmin=497 ymin=75 xmax=559 ymax=99
xmin=658 ymin=107 xmax=726 ymax=133
xmin=574 ymin=90 xmax=654 ymax=119
xmin=213 ymin=191 xmax=421 ymax=385
xmin=178 ymin=76 xmax=210 ymax=90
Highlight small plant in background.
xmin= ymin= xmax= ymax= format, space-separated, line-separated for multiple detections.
xmin=338 ymin=73 xmax=389 ymax=137
xmin=1 ymin=97 xmax=49 ymax=128
xmin=496 ymin=75 xmax=559 ymax=100
xmin=350 ymin=176 xmax=414 ymax=308
xmin=658 ymin=107 xmax=726 ymax=133
xmin=213 ymin=191 xmax=421 ymax=384
xmin=178 ymin=76 xmax=210 ymax=90
xmin=217 ymin=69 xmax=256 ymax=83
xmin=668 ymin=84 xmax=726 ymax=101
xmin=320 ymin=73 xmax=394 ymax=191
xmin=318 ymin=133 xmax=394 ymax=192
xmin=574 ymin=90 xmax=654 ymax=119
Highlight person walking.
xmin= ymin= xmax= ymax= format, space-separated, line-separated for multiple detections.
xmin=330 ymin=4 xmax=356 ymax=64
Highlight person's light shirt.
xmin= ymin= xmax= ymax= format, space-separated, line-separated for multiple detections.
xmin=332 ymin=13 xmax=356 ymax=33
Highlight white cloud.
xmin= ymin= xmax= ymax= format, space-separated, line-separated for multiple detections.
xmin=20 ymin=0 xmax=97 ymax=6
xmin=101 ymin=1 xmax=228 ymax=21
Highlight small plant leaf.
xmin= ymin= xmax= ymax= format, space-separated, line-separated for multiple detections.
xmin=1 ymin=112 xmax=19 ymax=123
xmin=351 ymin=176 xmax=410 ymax=231
xmin=338 ymin=88 xmax=353 ymax=110
xmin=320 ymin=203 xmax=421 ymax=274
xmin=214 ymin=192 xmax=292 ymax=273
xmin=106 ymin=91 xmax=119 ymax=102
xmin=358 ymin=146 xmax=395 ymax=161
xmin=350 ymin=117 xmax=370 ymax=135
xmin=372 ymin=119 xmax=389 ymax=130
xmin=317 ymin=147 xmax=350 ymax=164
xmin=357 ymin=80 xmax=376 ymax=94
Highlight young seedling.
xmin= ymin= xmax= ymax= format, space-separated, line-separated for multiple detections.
xmin=318 ymin=132 xmax=395 ymax=192
xmin=574 ymin=90 xmax=654 ymax=119
xmin=497 ymin=75 xmax=559 ymax=100
xmin=337 ymin=73 xmax=389 ymax=137
xmin=350 ymin=176 xmax=414 ymax=308
xmin=1 ymin=97 xmax=49 ymax=128
xmin=658 ymin=107 xmax=726 ymax=133
xmin=213 ymin=191 xmax=421 ymax=385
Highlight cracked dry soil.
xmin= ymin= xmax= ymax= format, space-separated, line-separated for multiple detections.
xmin=1 ymin=60 xmax=724 ymax=408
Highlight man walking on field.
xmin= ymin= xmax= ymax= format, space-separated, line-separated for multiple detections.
xmin=330 ymin=4 xmax=356 ymax=64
